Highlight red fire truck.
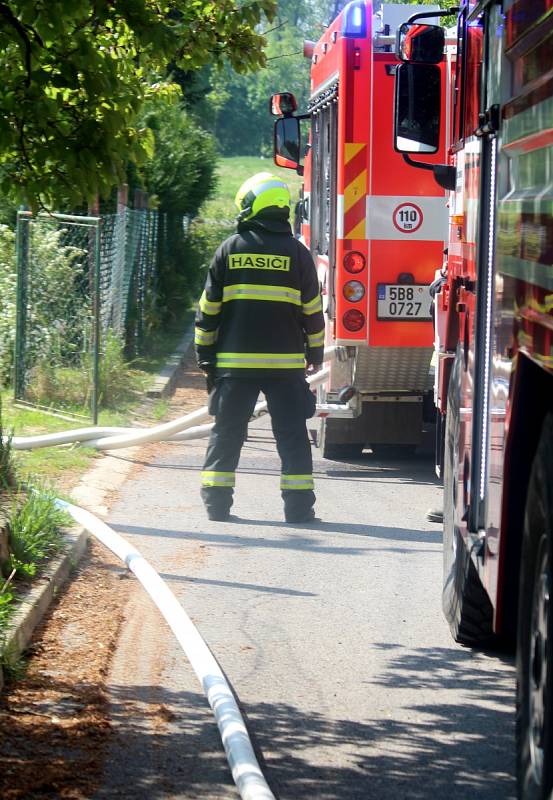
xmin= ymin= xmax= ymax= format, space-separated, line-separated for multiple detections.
xmin=393 ymin=2 xmax=552 ymax=796
xmin=270 ymin=1 xmax=448 ymax=458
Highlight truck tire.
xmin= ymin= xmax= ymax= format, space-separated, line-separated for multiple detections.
xmin=442 ymin=352 xmax=494 ymax=645
xmin=516 ymin=412 xmax=553 ymax=800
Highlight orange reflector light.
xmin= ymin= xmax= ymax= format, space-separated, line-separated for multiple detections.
xmin=343 ymin=251 xmax=365 ymax=274
xmin=343 ymin=309 xmax=365 ymax=332
xmin=343 ymin=280 xmax=365 ymax=302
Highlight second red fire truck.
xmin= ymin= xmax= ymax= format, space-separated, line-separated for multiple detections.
xmin=393 ymin=1 xmax=553 ymax=797
xmin=270 ymin=1 xmax=448 ymax=458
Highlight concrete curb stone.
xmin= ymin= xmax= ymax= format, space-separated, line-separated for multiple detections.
xmin=1 ymin=527 xmax=89 ymax=690
xmin=0 ymin=325 xmax=195 ymax=691
xmin=146 ymin=328 xmax=194 ymax=398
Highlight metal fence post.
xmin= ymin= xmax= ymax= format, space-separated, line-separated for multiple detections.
xmin=92 ymin=219 xmax=101 ymax=425
xmin=14 ymin=211 xmax=30 ymax=400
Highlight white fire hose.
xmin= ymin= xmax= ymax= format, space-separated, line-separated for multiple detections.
xmin=16 ymin=347 xmax=342 ymax=799
xmin=55 ymin=498 xmax=276 ymax=800
xmin=8 ymin=347 xmax=341 ymax=451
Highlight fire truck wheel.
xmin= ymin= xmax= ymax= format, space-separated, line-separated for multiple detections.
xmin=516 ymin=413 xmax=553 ymax=800
xmin=442 ymin=352 xmax=494 ymax=646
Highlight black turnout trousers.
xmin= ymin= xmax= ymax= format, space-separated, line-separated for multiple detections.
xmin=201 ymin=376 xmax=315 ymax=519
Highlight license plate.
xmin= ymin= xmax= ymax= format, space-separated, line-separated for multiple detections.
xmin=376 ymin=284 xmax=432 ymax=320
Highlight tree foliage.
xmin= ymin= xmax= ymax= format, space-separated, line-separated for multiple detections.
xmin=0 ymin=0 xmax=276 ymax=208
xmin=199 ymin=0 xmax=459 ymax=156
xmin=201 ymin=0 xmax=333 ymax=155
xmin=140 ymin=98 xmax=217 ymax=215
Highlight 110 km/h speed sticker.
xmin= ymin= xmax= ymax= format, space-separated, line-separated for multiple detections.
xmin=393 ymin=202 xmax=423 ymax=233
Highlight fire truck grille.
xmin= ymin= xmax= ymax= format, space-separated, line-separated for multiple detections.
xmin=353 ymin=346 xmax=433 ymax=393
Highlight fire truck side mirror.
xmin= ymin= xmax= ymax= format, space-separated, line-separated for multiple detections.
xmin=394 ymin=63 xmax=441 ymax=154
xmin=396 ymin=22 xmax=445 ymax=64
xmin=274 ymin=116 xmax=303 ymax=174
xmin=269 ymin=92 xmax=298 ymax=117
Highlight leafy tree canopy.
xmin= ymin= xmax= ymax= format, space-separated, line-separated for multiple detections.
xmin=0 ymin=0 xmax=276 ymax=208
xmin=199 ymin=0 xmax=458 ymax=157
xmin=200 ymin=0 xmax=334 ymax=156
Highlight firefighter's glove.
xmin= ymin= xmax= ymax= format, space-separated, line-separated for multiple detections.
xmin=199 ymin=361 xmax=216 ymax=394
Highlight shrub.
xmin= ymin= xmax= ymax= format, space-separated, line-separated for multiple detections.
xmin=138 ymin=98 xmax=219 ymax=323
xmin=0 ymin=222 xmax=89 ymax=388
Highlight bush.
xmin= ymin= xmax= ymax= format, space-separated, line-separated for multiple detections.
xmin=141 ymin=99 xmax=217 ymax=217
xmin=138 ymin=98 xmax=219 ymax=323
xmin=0 ymin=222 xmax=89 ymax=388
xmin=184 ymin=215 xmax=234 ymax=291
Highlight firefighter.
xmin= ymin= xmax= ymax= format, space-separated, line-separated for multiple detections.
xmin=194 ymin=172 xmax=325 ymax=523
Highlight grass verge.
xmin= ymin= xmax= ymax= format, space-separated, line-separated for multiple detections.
xmin=2 ymin=316 xmax=192 ymax=487
xmin=0 ymin=402 xmax=75 ymax=675
xmin=0 ymin=486 xmax=74 ymax=676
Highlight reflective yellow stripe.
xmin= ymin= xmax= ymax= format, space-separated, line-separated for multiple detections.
xmin=223 ymin=284 xmax=301 ymax=305
xmin=307 ymin=329 xmax=325 ymax=347
xmin=199 ymin=290 xmax=222 ymax=315
xmin=280 ymin=474 xmax=314 ymax=490
xmin=216 ymin=352 xmax=305 ymax=369
xmin=195 ymin=327 xmax=218 ymax=346
xmin=302 ymin=294 xmax=323 ymax=315
xmin=201 ymin=471 xmax=235 ymax=487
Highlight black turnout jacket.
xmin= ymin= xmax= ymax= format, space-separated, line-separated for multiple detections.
xmin=195 ymin=214 xmax=325 ymax=377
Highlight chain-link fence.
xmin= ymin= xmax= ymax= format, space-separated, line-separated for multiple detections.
xmin=13 ymin=197 xmax=164 ymax=423
xmin=14 ymin=211 xmax=101 ymax=422
xmin=99 ymin=203 xmax=159 ymax=356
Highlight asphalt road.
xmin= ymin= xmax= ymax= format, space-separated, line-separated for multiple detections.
xmin=94 ymin=419 xmax=516 ymax=800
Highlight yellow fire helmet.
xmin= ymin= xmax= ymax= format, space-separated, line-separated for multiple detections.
xmin=234 ymin=172 xmax=291 ymax=223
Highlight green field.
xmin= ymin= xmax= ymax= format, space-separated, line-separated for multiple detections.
xmin=202 ymin=155 xmax=304 ymax=224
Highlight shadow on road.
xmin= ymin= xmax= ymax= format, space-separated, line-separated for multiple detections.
xmin=93 ymin=640 xmax=514 ymax=799
xmin=112 ymin=520 xmax=442 ymax=548
xmin=113 ymin=457 xmax=441 ymax=487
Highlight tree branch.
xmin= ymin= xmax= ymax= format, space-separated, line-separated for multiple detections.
xmin=261 ymin=19 xmax=288 ymax=35
xmin=0 ymin=3 xmax=43 ymax=86
xmin=266 ymin=50 xmax=303 ymax=60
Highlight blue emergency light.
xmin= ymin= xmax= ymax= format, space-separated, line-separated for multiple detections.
xmin=342 ymin=0 xmax=367 ymax=38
